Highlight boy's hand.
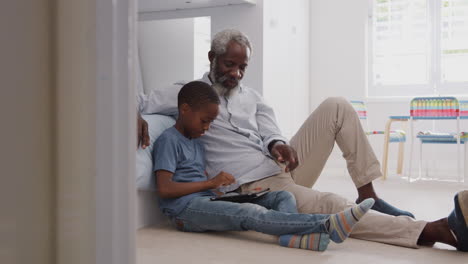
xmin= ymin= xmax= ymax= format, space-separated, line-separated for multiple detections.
xmin=209 ymin=171 xmax=235 ymax=188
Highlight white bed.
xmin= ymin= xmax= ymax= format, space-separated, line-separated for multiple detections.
xmin=136 ymin=114 xmax=175 ymax=228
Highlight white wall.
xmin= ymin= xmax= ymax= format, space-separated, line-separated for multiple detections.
xmin=309 ymin=0 xmax=368 ymax=109
xmin=138 ymin=0 xmax=311 ymax=138
xmin=138 ymin=18 xmax=195 ymax=93
xmin=193 ymin=17 xmax=212 ymax=79
xmin=139 ymin=1 xmax=264 ymax=94
xmin=263 ymin=0 xmax=310 ymax=139
xmin=0 ymin=1 xmax=54 ymax=263
xmin=309 ymin=0 xmax=468 ymax=178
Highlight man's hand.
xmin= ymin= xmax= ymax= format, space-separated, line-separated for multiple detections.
xmin=209 ymin=171 xmax=235 ymax=188
xmin=271 ymin=143 xmax=299 ymax=172
xmin=137 ymin=113 xmax=150 ymax=149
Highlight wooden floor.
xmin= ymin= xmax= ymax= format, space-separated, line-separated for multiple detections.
xmin=137 ymin=172 xmax=468 ymax=264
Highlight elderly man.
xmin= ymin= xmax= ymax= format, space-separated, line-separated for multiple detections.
xmin=138 ymin=29 xmax=467 ymax=251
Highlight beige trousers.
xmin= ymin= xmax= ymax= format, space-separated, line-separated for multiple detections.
xmin=241 ymin=97 xmax=426 ymax=248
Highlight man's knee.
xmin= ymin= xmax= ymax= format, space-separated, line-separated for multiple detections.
xmin=289 ymin=185 xmax=352 ymax=214
xmin=323 ymin=97 xmax=350 ymax=108
xmin=317 ymin=192 xmax=353 ymax=213
xmin=319 ymin=97 xmax=355 ymax=116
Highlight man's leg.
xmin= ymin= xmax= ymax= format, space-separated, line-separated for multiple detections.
xmin=244 ymin=175 xmax=465 ymax=249
xmin=290 ymin=97 xmax=413 ymax=217
xmin=289 ymin=97 xmax=380 ymax=190
xmin=242 ymin=173 xmax=426 ymax=248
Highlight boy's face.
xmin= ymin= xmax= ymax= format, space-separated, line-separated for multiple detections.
xmin=180 ymin=102 xmax=219 ymax=139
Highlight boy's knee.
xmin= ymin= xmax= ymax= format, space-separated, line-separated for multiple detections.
xmin=243 ymin=203 xmax=269 ymax=216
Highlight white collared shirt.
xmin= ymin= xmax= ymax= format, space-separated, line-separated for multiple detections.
xmin=139 ymin=73 xmax=288 ymax=192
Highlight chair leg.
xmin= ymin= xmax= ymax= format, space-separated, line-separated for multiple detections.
xmin=408 ymin=120 xmax=414 ymax=183
xmin=457 ymin=119 xmax=461 ymax=182
xmin=419 ymin=141 xmax=423 ymax=181
xmin=465 ymin=143 xmax=468 ymax=183
xmin=425 ymin=153 xmax=429 ymax=179
xmin=397 ymin=141 xmax=405 ymax=175
xmin=397 ymin=121 xmax=408 ymax=175
xmin=382 ymin=119 xmax=392 ymax=180
xmin=458 ymin=143 xmax=462 ymax=183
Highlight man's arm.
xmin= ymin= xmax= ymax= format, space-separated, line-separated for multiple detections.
xmin=138 ymin=84 xmax=181 ymax=116
xmin=136 ymin=84 xmax=182 ymax=149
xmin=137 ymin=112 xmax=150 ymax=149
xmin=156 ymin=170 xmax=235 ymax=199
xmin=255 ymin=93 xmax=299 ymax=172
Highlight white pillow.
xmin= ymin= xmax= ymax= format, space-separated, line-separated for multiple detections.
xmin=136 ymin=114 xmax=176 ymax=191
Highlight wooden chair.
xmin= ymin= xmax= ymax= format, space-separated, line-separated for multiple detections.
xmin=350 ymin=101 xmax=406 ymax=180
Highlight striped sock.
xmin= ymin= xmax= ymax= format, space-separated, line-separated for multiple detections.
xmin=327 ymin=198 xmax=375 ymax=243
xmin=278 ymin=233 xmax=330 ymax=252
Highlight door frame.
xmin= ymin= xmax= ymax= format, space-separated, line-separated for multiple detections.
xmin=95 ymin=0 xmax=137 ymax=263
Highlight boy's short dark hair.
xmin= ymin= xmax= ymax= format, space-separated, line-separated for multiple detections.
xmin=177 ymin=81 xmax=220 ymax=110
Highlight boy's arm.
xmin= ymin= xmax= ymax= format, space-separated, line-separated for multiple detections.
xmin=156 ymin=170 xmax=235 ymax=199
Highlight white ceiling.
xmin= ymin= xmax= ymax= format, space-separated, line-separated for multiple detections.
xmin=138 ymin=0 xmax=256 ymax=13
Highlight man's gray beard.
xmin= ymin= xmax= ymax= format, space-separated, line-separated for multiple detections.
xmin=209 ymin=58 xmax=234 ymax=98
xmin=212 ymin=82 xmax=232 ymax=98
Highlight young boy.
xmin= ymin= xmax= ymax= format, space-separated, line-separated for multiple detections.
xmin=153 ymin=81 xmax=375 ymax=251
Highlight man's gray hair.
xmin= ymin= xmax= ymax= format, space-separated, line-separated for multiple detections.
xmin=211 ymin=29 xmax=252 ymax=57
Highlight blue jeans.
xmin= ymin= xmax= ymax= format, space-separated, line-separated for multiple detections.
xmin=172 ymin=191 xmax=330 ymax=236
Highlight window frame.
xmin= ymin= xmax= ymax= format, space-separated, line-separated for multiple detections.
xmin=367 ymin=0 xmax=468 ymax=97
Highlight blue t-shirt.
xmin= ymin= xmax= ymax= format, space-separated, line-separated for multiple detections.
xmin=153 ymin=126 xmax=214 ymax=217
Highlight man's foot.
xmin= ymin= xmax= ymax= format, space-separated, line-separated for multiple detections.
xmin=327 ymin=198 xmax=375 ymax=243
xmin=448 ymin=190 xmax=468 ymax=252
xmin=418 ymin=218 xmax=457 ymax=248
xmin=357 ymin=198 xmax=415 ymax=218
xmin=356 ymin=182 xmax=415 ymax=218
xmin=278 ymin=233 xmax=330 ymax=252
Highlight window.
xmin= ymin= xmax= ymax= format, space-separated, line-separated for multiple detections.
xmin=368 ymin=0 xmax=468 ymax=97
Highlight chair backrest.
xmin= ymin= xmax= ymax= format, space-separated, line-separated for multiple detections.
xmin=350 ymin=100 xmax=367 ymax=120
xmin=410 ymin=97 xmax=459 ymax=120
xmin=459 ymin=100 xmax=468 ymax=119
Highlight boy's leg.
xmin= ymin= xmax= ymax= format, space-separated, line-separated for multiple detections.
xmin=239 ymin=188 xmax=299 ymax=213
xmin=243 ymin=173 xmax=426 ymax=248
xmin=173 ymin=196 xmax=329 ymax=236
xmin=175 ymin=195 xmax=373 ymax=251
xmin=246 ymin=191 xmax=329 ymax=251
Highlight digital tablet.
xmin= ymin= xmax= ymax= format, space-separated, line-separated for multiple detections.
xmin=210 ymin=188 xmax=271 ymax=203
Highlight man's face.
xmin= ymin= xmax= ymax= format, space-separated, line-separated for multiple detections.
xmin=209 ymin=41 xmax=250 ymax=90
